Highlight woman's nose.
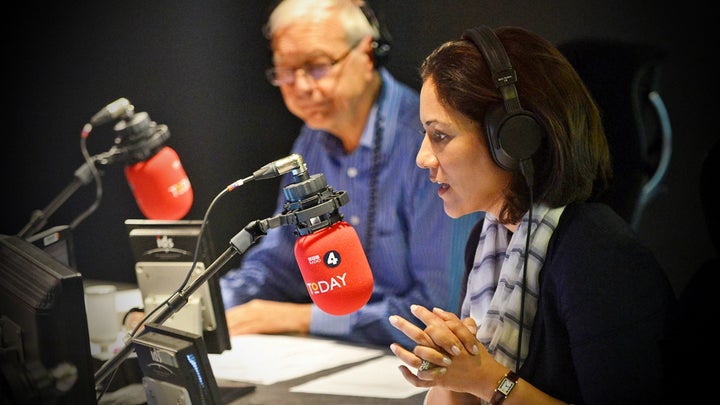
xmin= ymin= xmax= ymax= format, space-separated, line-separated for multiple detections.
xmin=416 ymin=137 xmax=436 ymax=169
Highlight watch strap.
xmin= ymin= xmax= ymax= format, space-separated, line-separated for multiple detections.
xmin=490 ymin=370 xmax=519 ymax=405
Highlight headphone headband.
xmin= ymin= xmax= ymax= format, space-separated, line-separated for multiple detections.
xmin=462 ymin=26 xmax=521 ymax=113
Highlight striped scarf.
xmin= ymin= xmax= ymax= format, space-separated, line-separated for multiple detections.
xmin=461 ymin=204 xmax=565 ymax=371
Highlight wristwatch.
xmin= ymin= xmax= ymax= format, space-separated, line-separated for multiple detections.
xmin=490 ymin=370 xmax=519 ymax=405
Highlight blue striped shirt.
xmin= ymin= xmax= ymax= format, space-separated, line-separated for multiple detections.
xmin=221 ymin=69 xmax=480 ymax=346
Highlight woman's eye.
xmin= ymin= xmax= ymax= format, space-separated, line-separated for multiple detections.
xmin=431 ymin=131 xmax=448 ymax=142
xmin=421 ymin=127 xmax=450 ymax=143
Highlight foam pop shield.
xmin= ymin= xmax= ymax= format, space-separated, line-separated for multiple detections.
xmin=124 ymin=146 xmax=193 ymax=219
xmin=294 ymin=221 xmax=374 ymax=315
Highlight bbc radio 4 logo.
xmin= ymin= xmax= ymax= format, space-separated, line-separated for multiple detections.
xmin=306 ymin=250 xmax=341 ymax=268
xmin=305 ymin=250 xmax=348 ymax=295
xmin=155 ymin=235 xmax=174 ymax=249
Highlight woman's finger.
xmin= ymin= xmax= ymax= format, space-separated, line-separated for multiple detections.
xmin=410 ymin=305 xmax=466 ymax=356
xmin=390 ymin=343 xmax=424 ymax=369
xmin=388 ymin=314 xmax=435 ymax=347
xmin=397 ymin=365 xmax=437 ymax=387
xmin=432 ymin=308 xmax=480 ymax=355
xmin=461 ymin=316 xmax=478 ymax=334
xmin=412 ymin=345 xmax=452 ymax=369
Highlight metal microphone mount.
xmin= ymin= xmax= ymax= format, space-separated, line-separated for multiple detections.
xmin=282 ymin=173 xmax=349 ymax=236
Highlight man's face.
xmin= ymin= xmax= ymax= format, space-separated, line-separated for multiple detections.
xmin=270 ymin=19 xmax=372 ymax=133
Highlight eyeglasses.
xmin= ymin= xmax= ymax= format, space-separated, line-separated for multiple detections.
xmin=265 ymin=48 xmax=353 ymax=87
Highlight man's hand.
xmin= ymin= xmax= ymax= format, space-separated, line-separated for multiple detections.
xmin=225 ymin=299 xmax=311 ymax=335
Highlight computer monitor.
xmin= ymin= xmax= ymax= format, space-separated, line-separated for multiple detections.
xmin=26 ymin=225 xmax=77 ymax=269
xmin=0 ymin=234 xmax=96 ymax=404
xmin=124 ymin=219 xmax=230 ymax=354
xmin=132 ymin=322 xmax=222 ymax=404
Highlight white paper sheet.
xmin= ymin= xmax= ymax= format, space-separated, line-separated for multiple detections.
xmin=289 ymin=355 xmax=429 ymax=399
xmin=207 ymin=334 xmax=385 ymax=385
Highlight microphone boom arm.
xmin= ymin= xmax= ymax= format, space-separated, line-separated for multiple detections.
xmin=16 ymin=148 xmax=129 ymax=239
xmin=17 ymin=108 xmax=169 ymax=239
xmin=94 ymin=161 xmax=350 ymax=394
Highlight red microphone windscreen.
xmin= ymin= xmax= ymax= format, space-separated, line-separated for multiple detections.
xmin=124 ymin=146 xmax=193 ymax=219
xmin=294 ymin=221 xmax=374 ymax=315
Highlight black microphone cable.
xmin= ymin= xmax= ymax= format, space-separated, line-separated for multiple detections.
xmin=95 ymin=153 xmax=343 ymax=399
xmin=97 ymin=155 xmax=301 ymax=398
xmin=516 ymin=158 xmax=535 ymax=373
xmin=70 ymin=124 xmax=104 ymax=231
xmin=97 ymin=175 xmax=251 ymax=402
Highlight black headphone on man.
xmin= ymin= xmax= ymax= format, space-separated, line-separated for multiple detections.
xmin=358 ymin=1 xmax=391 ymax=68
xmin=462 ymin=25 xmax=544 ymax=172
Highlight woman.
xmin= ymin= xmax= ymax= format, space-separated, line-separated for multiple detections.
xmin=388 ymin=26 xmax=676 ymax=404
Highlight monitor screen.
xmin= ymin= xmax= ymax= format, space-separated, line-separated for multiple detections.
xmin=26 ymin=225 xmax=77 ymax=270
xmin=132 ymin=322 xmax=222 ymax=404
xmin=124 ymin=219 xmax=230 ymax=354
xmin=0 ymin=234 xmax=96 ymax=404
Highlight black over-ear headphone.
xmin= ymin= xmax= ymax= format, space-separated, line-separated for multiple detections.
xmin=358 ymin=1 xmax=391 ymax=68
xmin=462 ymin=26 xmax=544 ymax=172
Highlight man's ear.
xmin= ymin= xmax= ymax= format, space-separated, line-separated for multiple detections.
xmin=358 ymin=35 xmax=377 ymax=69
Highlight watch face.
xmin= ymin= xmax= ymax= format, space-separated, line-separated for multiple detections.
xmin=498 ymin=377 xmax=515 ymax=395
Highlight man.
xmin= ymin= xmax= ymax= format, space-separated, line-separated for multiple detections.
xmin=220 ymin=0 xmax=478 ymax=347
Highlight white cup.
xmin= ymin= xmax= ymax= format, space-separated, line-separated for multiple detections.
xmin=84 ymin=284 xmax=119 ymax=356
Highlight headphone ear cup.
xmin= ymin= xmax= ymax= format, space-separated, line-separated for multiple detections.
xmin=485 ymin=104 xmax=544 ymax=171
xmin=485 ymin=104 xmax=514 ymax=171
xmin=359 ymin=2 xmax=391 ymax=69
xmin=371 ymin=38 xmax=391 ymax=68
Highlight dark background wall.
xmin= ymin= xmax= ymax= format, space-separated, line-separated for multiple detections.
xmin=3 ymin=0 xmax=715 ymax=298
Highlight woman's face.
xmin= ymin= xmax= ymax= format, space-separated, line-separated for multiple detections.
xmin=416 ymin=78 xmax=512 ymax=219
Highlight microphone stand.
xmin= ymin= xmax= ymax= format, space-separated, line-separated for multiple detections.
xmin=16 ymin=148 xmax=128 ymax=240
xmin=93 ymin=217 xmax=278 ymax=390
xmin=17 ymin=114 xmax=166 ymax=240
xmin=93 ymin=172 xmax=350 ymax=392
xmin=17 ymin=163 xmax=94 ymax=239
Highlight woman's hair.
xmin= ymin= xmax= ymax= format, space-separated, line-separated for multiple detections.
xmin=420 ymin=26 xmax=612 ymax=224
xmin=264 ymin=0 xmax=378 ymax=47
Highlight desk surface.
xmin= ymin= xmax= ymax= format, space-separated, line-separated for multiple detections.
xmin=222 ymin=355 xmax=426 ymax=405
xmin=85 ymin=281 xmax=427 ymax=404
xmin=99 ymin=346 xmax=427 ymax=405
